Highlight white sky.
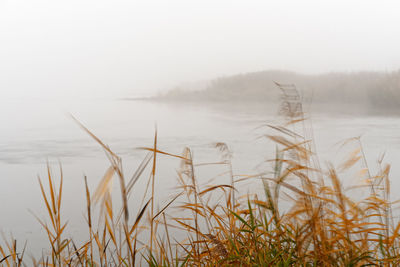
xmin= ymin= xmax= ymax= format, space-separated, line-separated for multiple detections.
xmin=1 ymin=0 xmax=400 ymax=97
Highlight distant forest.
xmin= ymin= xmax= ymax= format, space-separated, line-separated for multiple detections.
xmin=157 ymin=70 xmax=400 ymax=113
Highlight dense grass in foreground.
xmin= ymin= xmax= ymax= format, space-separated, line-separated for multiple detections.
xmin=1 ymin=87 xmax=399 ymax=266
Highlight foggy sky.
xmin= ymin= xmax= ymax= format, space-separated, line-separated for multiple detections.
xmin=1 ymin=0 xmax=400 ymax=98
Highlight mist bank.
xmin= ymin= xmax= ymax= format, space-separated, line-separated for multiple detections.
xmin=147 ymin=70 xmax=400 ymax=115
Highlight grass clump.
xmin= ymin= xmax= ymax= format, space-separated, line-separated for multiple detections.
xmin=0 ymin=84 xmax=399 ymax=266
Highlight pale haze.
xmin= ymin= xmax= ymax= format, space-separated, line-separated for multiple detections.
xmin=1 ymin=0 xmax=400 ymax=98
xmin=2 ymin=0 xmax=400 ymax=259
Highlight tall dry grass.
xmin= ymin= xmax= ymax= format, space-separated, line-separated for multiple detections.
xmin=1 ymin=84 xmax=399 ymax=266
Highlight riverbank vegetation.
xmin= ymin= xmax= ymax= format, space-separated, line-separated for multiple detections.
xmin=157 ymin=70 xmax=400 ymax=114
xmin=1 ymin=85 xmax=399 ymax=266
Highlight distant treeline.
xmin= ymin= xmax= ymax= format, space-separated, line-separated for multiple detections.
xmin=157 ymin=70 xmax=400 ymax=113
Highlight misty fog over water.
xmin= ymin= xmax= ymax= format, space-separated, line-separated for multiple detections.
xmin=0 ymin=96 xmax=399 ymax=254
xmin=1 ymin=0 xmax=400 ymax=260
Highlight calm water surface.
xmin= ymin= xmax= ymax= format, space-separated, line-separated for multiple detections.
xmin=0 ymin=97 xmax=399 ymax=255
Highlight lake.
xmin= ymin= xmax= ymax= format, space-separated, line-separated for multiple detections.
xmin=0 ymin=96 xmax=399 ymax=256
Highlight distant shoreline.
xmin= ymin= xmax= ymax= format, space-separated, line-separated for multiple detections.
xmin=120 ymin=97 xmax=400 ymax=117
xmin=119 ymin=96 xmax=154 ymax=101
xmin=120 ymin=69 xmax=400 ymax=116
